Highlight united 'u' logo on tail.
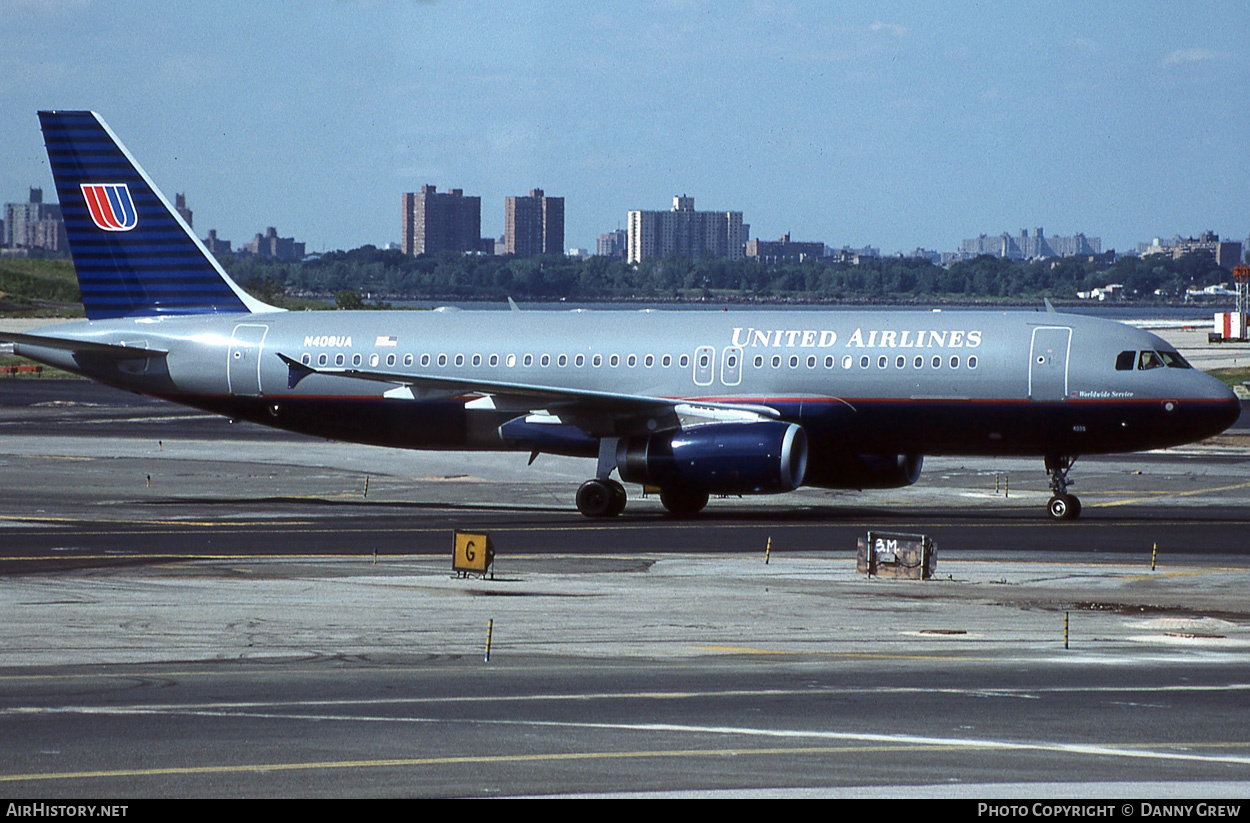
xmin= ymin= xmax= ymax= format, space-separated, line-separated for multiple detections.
xmin=80 ymin=183 xmax=137 ymax=231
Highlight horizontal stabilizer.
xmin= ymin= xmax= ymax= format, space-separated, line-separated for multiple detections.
xmin=0 ymin=331 xmax=168 ymax=359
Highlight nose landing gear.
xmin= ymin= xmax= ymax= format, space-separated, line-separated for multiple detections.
xmin=1044 ymin=455 xmax=1081 ymax=520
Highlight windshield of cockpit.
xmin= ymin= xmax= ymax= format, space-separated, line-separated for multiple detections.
xmin=1115 ymin=349 xmax=1192 ymax=371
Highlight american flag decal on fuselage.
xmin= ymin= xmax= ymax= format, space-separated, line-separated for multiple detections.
xmin=80 ymin=183 xmax=138 ymax=231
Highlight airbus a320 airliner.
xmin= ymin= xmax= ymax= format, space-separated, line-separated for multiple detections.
xmin=4 ymin=112 xmax=1241 ymax=519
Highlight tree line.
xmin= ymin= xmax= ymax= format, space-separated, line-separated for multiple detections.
xmin=224 ymin=246 xmax=1240 ymax=306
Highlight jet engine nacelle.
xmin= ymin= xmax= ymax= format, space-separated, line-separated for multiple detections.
xmin=616 ymin=421 xmax=808 ymax=495
xmin=805 ymin=453 xmax=924 ymax=490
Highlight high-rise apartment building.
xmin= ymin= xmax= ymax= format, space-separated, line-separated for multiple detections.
xmin=242 ymin=226 xmax=305 ymax=261
xmin=961 ymin=227 xmax=1100 ymax=260
xmin=174 ymin=193 xmax=193 ymax=228
xmin=1139 ymin=231 xmax=1242 ymax=270
xmin=401 ymin=186 xmax=482 ymax=256
xmin=627 ymin=195 xmax=744 ymax=263
xmin=504 ymin=188 xmax=564 ymax=256
xmin=597 ymin=229 xmax=628 ymax=259
xmin=745 ymin=233 xmax=825 ymax=264
xmin=3 ymin=187 xmax=66 ymax=252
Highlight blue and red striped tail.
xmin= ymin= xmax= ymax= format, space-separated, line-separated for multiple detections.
xmin=39 ymin=111 xmax=273 ymax=320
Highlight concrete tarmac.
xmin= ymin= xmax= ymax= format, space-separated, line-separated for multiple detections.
xmin=0 ymin=379 xmax=1248 ymax=797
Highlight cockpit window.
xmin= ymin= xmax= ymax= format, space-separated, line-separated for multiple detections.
xmin=1158 ymin=350 xmax=1192 ymax=369
xmin=1138 ymin=351 xmax=1164 ymax=370
xmin=1115 ymin=351 xmax=1135 ymax=371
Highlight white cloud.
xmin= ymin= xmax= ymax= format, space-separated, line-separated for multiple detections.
xmin=1162 ymin=48 xmax=1223 ymax=68
xmin=869 ymin=21 xmax=906 ymax=37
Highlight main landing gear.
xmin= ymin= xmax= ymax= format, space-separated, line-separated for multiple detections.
xmin=1044 ymin=455 xmax=1081 ymax=521
xmin=575 ymin=479 xmax=710 ymax=518
xmin=576 ymin=478 xmax=627 ymax=518
xmin=574 ymin=437 xmax=711 ymax=518
xmin=658 ymin=487 xmax=709 ymax=517
xmin=577 ymin=437 xmax=628 ymax=518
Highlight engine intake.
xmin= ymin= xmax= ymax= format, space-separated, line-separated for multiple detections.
xmin=617 ymin=421 xmax=807 ymax=495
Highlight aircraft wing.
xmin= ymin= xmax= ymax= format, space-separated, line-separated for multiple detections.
xmin=0 ymin=331 xmax=168 ymax=359
xmin=276 ymin=352 xmax=782 ymax=435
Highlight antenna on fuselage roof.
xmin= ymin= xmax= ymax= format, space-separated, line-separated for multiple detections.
xmin=1043 ymin=298 xmax=1057 ymax=313
xmin=507 ymin=297 xmax=521 ymax=312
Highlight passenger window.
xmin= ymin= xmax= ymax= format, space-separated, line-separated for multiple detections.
xmin=772 ymin=355 xmax=782 ymax=368
xmin=914 ymin=356 xmax=923 ymax=368
xmin=574 ymin=354 xmax=584 ymax=367
xmin=679 ymin=355 xmax=690 ymax=367
xmin=1138 ymin=351 xmax=1163 ymax=370
xmin=754 ymin=355 xmax=764 ymax=368
xmin=807 ymin=355 xmax=817 ymax=368
xmin=593 ymin=354 xmax=602 ymax=367
xmin=388 ymin=354 xmax=398 ymax=367
xmin=421 ymin=354 xmax=431 ymax=367
xmin=968 ymin=356 xmax=978 ymax=369
xmin=950 ymin=356 xmax=959 ymax=369
xmin=1115 ymin=350 xmax=1135 ymax=371
xmin=662 ymin=355 xmax=672 ymax=367
xmin=558 ymin=354 xmax=568 ymax=367
xmin=403 ymin=354 xmax=412 ymax=367
xmin=627 ymin=355 xmax=637 ymax=367
xmin=860 ymin=355 xmax=870 ymax=368
xmin=825 ymin=355 xmax=834 ymax=368
xmin=301 ymin=353 xmax=311 ymax=365
xmin=453 ymin=354 xmax=463 ymax=366
xmin=318 ymin=354 xmax=328 ymax=366
xmin=506 ymin=354 xmax=516 ymax=367
xmin=895 ymin=356 xmax=905 ymax=368
xmin=524 ymin=354 xmax=534 ymax=366
xmin=490 ymin=354 xmax=499 ymax=366
xmin=369 ymin=354 xmax=379 ymax=368
xmin=842 ymin=356 xmax=852 ymax=369
xmin=540 ymin=354 xmax=550 ymax=367
xmin=878 ymin=355 xmax=887 ymax=368
xmin=644 ymin=354 xmax=654 ymax=367
xmin=610 ymin=355 xmax=620 ymax=366
xmin=789 ymin=355 xmax=799 ymax=368
xmin=438 ymin=354 xmax=447 ymax=366
xmin=335 ymin=353 xmax=345 ymax=366
xmin=472 ymin=354 xmax=481 ymax=366
xmin=931 ymin=356 xmax=941 ymax=368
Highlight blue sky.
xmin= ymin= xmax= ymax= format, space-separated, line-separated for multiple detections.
xmin=2 ymin=0 xmax=1247 ymax=255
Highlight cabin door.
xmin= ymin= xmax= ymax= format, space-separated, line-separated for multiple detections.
xmin=1028 ymin=326 xmax=1071 ymax=402
xmin=228 ymin=323 xmax=270 ymax=396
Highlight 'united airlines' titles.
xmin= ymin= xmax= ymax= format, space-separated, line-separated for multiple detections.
xmin=731 ymin=327 xmax=983 ymax=349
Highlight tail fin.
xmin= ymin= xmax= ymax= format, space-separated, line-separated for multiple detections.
xmin=39 ymin=111 xmax=280 ymax=320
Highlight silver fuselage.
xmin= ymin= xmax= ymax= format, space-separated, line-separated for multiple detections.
xmin=17 ymin=308 xmax=1241 ymax=481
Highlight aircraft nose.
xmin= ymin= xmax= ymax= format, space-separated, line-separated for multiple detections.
xmin=1191 ymin=378 xmax=1242 ymax=437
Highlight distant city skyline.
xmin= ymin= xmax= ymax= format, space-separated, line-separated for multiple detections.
xmin=1 ymin=2 xmax=1246 ymax=254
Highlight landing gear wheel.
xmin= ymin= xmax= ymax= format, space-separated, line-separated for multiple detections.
xmin=1043 ymin=455 xmax=1082 ymax=521
xmin=660 ymin=487 xmax=709 ymax=516
xmin=606 ymin=479 xmax=627 ymax=517
xmin=576 ymin=479 xmax=618 ymax=518
xmin=1047 ymin=493 xmax=1081 ymax=521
